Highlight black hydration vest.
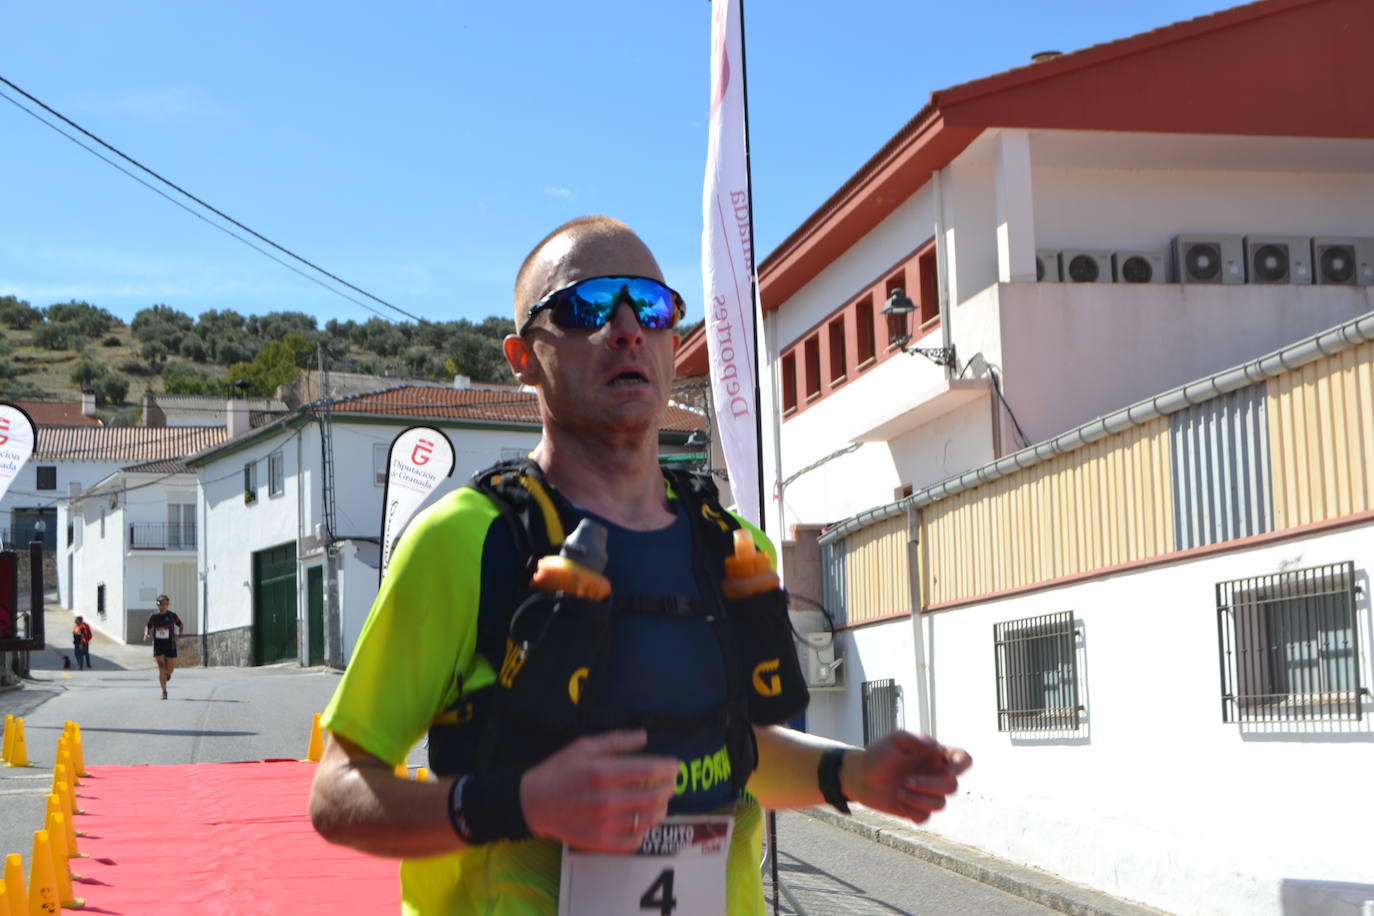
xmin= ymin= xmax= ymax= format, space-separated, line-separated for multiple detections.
xmin=426 ymin=458 xmax=808 ymax=799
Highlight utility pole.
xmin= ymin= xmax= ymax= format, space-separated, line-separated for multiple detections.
xmin=316 ymin=344 xmax=343 ymax=668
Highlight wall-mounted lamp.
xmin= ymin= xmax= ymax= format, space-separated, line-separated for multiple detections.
xmin=882 ymin=289 xmax=956 ymax=368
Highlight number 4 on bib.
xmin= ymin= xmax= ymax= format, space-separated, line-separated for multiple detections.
xmin=640 ymin=868 xmax=677 ymax=915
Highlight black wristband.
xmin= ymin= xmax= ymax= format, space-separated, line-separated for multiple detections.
xmin=818 ymin=748 xmax=851 ymax=815
xmin=448 ymin=771 xmax=532 ymax=845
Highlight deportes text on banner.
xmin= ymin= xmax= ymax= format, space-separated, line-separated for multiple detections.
xmin=379 ymin=426 xmax=455 ymax=578
xmin=0 ymin=402 xmax=38 ymax=549
xmin=701 ymin=0 xmax=761 ymax=528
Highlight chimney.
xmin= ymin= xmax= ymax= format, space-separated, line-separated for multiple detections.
xmin=81 ymin=389 xmax=97 ymax=417
xmin=453 ymin=374 xmax=471 ymax=390
xmin=226 ymin=397 xmax=251 ymax=438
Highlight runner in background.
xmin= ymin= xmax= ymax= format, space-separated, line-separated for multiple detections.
xmin=144 ymin=595 xmax=183 ymax=700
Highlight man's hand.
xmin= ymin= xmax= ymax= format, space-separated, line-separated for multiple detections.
xmin=843 ymin=731 xmax=972 ymax=825
xmin=521 ymin=730 xmax=680 ymax=854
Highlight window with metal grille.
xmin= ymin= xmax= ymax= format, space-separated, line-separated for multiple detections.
xmin=993 ymin=611 xmax=1080 ymax=732
xmin=268 ymin=451 xmax=285 ymax=498
xmin=36 ymin=466 xmax=57 ymax=490
xmin=862 ymin=679 xmax=901 ymax=745
xmin=1217 ymin=561 xmax=1364 ymax=724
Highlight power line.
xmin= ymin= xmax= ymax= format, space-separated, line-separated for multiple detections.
xmin=0 ymin=74 xmax=428 ymax=326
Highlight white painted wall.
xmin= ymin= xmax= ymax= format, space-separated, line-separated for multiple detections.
xmin=905 ymin=523 xmax=1374 ymax=916
xmin=70 ymin=495 xmax=126 ymax=641
xmin=200 ymin=427 xmax=305 ymax=635
xmin=996 ymin=282 xmax=1374 ymax=443
xmin=1031 ymin=163 xmax=1374 ymax=255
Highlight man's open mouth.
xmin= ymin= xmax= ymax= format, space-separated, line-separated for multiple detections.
xmin=608 ymin=370 xmax=648 ymax=387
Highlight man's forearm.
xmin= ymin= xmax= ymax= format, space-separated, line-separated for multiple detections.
xmin=309 ymin=733 xmax=467 ymax=859
xmin=747 ymin=725 xmax=850 ymax=810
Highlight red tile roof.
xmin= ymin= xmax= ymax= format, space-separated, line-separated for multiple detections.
xmin=325 ymin=385 xmax=702 ymax=433
xmin=35 ymin=426 xmax=229 ymax=462
xmin=7 ymin=400 xmax=102 ymax=427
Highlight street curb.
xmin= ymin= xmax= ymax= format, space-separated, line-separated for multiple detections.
xmin=796 ymin=806 xmax=1172 ymax=916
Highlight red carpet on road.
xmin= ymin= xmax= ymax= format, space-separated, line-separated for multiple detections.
xmin=73 ymin=760 xmax=400 ymax=914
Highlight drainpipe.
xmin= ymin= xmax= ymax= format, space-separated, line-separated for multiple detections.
xmin=906 ymin=503 xmax=932 ymax=736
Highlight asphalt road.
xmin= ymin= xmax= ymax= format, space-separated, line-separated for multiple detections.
xmin=767 ymin=810 xmax=1054 ymax=915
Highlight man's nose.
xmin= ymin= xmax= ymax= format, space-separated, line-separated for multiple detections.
xmin=603 ymin=301 xmax=645 ymax=348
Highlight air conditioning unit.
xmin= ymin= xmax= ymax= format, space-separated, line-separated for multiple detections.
xmin=1059 ymin=250 xmax=1112 ymax=283
xmin=1112 ymin=251 xmax=1166 ymax=284
xmin=1173 ymin=235 xmax=1244 ymax=284
xmin=1312 ymin=237 xmax=1374 ymax=285
xmin=801 ymin=632 xmax=844 ymax=690
xmin=1035 ymin=250 xmax=1060 ymax=282
xmin=1244 ymin=236 xmax=1313 ymax=284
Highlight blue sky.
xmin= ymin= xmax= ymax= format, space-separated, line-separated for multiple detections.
xmin=2 ymin=0 xmax=1238 ymax=331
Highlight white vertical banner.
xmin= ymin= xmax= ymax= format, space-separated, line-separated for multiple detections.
xmin=0 ymin=402 xmax=38 ymax=548
xmin=379 ymin=426 xmax=455 ymax=580
xmin=702 ymin=0 xmax=761 ymax=528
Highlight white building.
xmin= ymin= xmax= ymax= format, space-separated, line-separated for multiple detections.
xmin=28 ymin=425 xmax=227 ymax=612
xmin=185 ymin=385 xmax=703 ymax=668
xmin=68 ymin=459 xmax=202 ymax=653
xmin=0 ymin=396 xmax=101 ymax=551
xmin=675 ymin=0 xmax=1374 ymax=911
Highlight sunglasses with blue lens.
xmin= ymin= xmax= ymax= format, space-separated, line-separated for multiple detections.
xmin=519 ymin=276 xmax=685 ymax=337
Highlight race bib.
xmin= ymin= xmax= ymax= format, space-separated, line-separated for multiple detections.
xmin=558 ymin=815 xmax=733 ymax=916
xmin=154 ymin=627 xmax=171 ymax=639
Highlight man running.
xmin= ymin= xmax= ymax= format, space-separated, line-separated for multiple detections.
xmin=144 ymin=595 xmax=183 ymax=700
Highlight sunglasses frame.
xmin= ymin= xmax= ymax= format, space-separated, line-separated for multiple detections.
xmin=519 ymin=275 xmax=685 ymax=337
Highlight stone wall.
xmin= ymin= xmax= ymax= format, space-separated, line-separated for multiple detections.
xmin=203 ymin=626 xmax=254 ymax=667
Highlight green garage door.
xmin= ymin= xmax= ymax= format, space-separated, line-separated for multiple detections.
xmin=253 ymin=543 xmax=298 ymax=665
xmin=307 ymin=565 xmax=324 ymax=667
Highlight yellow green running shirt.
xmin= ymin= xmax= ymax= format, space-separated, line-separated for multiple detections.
xmin=322 ymin=484 xmax=774 ymax=915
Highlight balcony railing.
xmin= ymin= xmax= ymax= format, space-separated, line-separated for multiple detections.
xmin=129 ymin=522 xmax=198 ymax=550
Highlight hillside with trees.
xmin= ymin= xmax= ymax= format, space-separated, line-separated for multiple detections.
xmin=0 ymin=294 xmax=514 ymax=423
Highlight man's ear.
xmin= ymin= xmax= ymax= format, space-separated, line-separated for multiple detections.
xmin=503 ymin=334 xmax=539 ymax=385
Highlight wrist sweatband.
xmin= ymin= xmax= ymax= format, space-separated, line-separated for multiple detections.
xmin=447 ymin=771 xmax=532 ymax=845
xmin=818 ymin=748 xmax=852 ymax=815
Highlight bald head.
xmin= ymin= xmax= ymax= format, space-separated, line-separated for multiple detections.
xmin=512 ymin=215 xmax=664 ymax=332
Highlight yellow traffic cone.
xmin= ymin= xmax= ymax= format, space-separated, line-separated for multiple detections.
xmin=2 ymin=714 xmax=13 ymax=763
xmin=69 ymin=724 xmax=86 ymax=778
xmin=4 ymin=853 xmax=26 ymax=916
xmin=51 ymin=767 xmax=77 ymax=817
xmin=56 ymin=743 xmax=76 ymax=787
xmin=44 ymin=817 xmax=80 ymax=910
xmin=28 ymin=830 xmax=59 ymax=916
xmin=306 ymin=713 xmax=324 ymax=763
xmin=53 ymin=786 xmax=77 ymax=850
xmin=394 ymin=763 xmax=409 ymax=779
xmin=44 ymin=795 xmax=80 ymax=861
xmin=415 ymin=767 xmax=430 ymax=783
xmin=6 ymin=719 xmax=28 ymax=768
xmin=58 ymin=754 xmax=81 ymax=811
